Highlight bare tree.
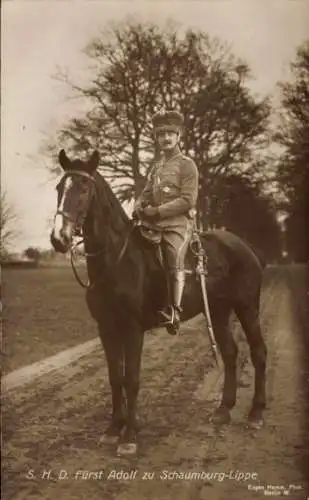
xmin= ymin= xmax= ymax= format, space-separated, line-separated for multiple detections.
xmin=0 ymin=192 xmax=18 ymax=257
xmin=47 ymin=21 xmax=271 ymax=227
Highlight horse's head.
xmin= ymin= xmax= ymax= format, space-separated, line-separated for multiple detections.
xmin=50 ymin=149 xmax=99 ymax=253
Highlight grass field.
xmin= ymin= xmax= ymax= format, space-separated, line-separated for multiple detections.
xmin=1 ymin=264 xmax=291 ymax=376
xmin=2 ymin=266 xmax=97 ymax=373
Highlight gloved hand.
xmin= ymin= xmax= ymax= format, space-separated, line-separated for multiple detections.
xmin=132 ymin=201 xmax=148 ymax=220
xmin=142 ymin=205 xmax=159 ymax=219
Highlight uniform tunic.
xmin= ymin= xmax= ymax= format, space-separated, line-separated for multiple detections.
xmin=135 ymin=148 xmax=199 ymax=272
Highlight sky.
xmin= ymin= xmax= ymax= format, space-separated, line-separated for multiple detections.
xmin=2 ymin=0 xmax=309 ymax=252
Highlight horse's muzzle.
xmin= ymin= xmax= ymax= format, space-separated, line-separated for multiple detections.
xmin=51 ymin=213 xmax=74 ymax=253
xmin=50 ymin=229 xmax=70 ymax=254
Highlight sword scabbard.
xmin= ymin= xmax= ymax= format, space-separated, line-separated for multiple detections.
xmin=198 ymin=265 xmax=221 ymax=368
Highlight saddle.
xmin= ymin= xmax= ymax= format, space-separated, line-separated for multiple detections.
xmin=135 ymin=220 xmax=207 ymax=277
xmin=138 ymin=221 xmax=162 ymax=245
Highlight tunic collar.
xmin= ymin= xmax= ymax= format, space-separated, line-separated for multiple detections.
xmin=163 ymin=145 xmax=181 ymax=161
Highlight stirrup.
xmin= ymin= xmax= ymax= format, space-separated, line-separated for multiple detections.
xmin=166 ymin=323 xmax=179 ymax=336
xmin=158 ymin=306 xmax=181 ymax=336
xmin=159 ymin=310 xmax=179 ymax=336
xmin=158 ymin=305 xmax=175 ymax=326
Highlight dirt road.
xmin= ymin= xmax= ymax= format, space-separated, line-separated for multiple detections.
xmin=3 ymin=265 xmax=309 ymax=500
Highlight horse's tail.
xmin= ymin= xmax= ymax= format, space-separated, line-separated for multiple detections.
xmin=249 ymin=244 xmax=267 ymax=269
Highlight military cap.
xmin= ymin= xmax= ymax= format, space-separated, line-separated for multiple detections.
xmin=152 ymin=109 xmax=184 ymax=133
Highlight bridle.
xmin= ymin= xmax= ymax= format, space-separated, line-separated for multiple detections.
xmin=55 ymin=169 xmax=96 ymax=228
xmin=56 ymin=169 xmax=134 ymax=289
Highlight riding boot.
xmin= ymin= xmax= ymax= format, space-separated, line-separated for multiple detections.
xmin=158 ymin=271 xmax=186 ymax=334
xmin=172 ymin=270 xmax=186 ymax=323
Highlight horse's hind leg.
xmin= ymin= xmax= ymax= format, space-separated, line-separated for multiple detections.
xmin=98 ymin=322 xmax=126 ymax=443
xmin=234 ymin=299 xmax=266 ymax=428
xmin=210 ymin=300 xmax=238 ymax=425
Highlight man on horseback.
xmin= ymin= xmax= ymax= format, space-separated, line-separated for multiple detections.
xmin=133 ymin=109 xmax=199 ymax=332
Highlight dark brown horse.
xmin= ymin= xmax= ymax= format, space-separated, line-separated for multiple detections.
xmin=50 ymin=149 xmax=267 ymax=456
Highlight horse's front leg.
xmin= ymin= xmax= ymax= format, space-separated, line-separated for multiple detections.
xmin=98 ymin=322 xmax=126 ymax=443
xmin=117 ymin=321 xmax=144 ymax=456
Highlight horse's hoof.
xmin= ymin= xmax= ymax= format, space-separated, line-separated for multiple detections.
xmin=116 ymin=442 xmax=137 ymax=456
xmin=209 ymin=407 xmax=231 ymax=425
xmin=246 ymin=417 xmax=264 ymax=430
xmin=246 ymin=409 xmax=264 ymax=430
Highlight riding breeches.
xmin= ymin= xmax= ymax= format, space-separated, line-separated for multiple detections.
xmin=160 ymin=220 xmax=193 ymax=272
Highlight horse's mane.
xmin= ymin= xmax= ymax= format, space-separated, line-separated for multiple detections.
xmin=93 ymin=170 xmax=131 ymax=230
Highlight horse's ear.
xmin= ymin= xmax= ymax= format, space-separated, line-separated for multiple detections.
xmin=88 ymin=150 xmax=100 ymax=172
xmin=58 ymin=149 xmax=71 ymax=170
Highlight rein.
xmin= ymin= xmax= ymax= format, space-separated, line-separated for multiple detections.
xmin=69 ymin=226 xmax=134 ymax=289
xmin=69 ymin=238 xmax=105 ymax=289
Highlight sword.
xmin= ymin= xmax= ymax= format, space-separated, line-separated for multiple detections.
xmin=195 ymin=242 xmax=221 ymax=368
